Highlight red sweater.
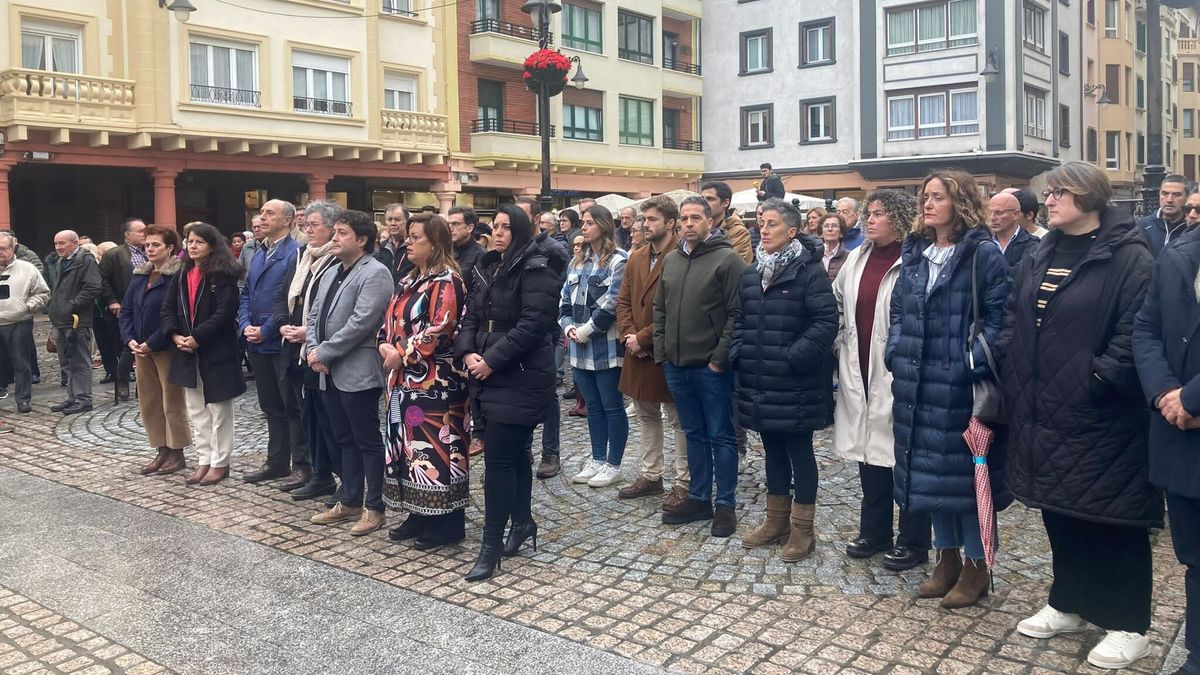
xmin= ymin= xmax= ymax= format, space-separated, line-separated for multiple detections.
xmin=855 ymin=241 xmax=901 ymax=388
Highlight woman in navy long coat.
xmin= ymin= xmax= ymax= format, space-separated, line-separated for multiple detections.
xmin=887 ymin=169 xmax=1011 ymax=609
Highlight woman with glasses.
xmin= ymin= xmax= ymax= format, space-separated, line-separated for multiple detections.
xmin=820 ymin=213 xmax=850 ymax=282
xmin=1002 ymin=163 xmax=1160 ymax=669
xmin=554 ymin=209 xmax=582 ymax=249
xmin=888 ymin=169 xmax=1012 ymax=609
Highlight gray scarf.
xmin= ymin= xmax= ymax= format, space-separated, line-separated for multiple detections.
xmin=755 ymin=238 xmax=803 ymax=290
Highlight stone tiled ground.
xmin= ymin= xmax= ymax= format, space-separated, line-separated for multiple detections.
xmin=0 ymin=587 xmax=170 ymax=675
xmin=1 ymin=321 xmax=1189 ymax=674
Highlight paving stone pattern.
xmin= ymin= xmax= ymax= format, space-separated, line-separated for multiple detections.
xmin=1 ymin=321 xmax=1190 ymax=674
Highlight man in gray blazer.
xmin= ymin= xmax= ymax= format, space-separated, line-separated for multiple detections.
xmin=305 ymin=209 xmax=394 ymax=537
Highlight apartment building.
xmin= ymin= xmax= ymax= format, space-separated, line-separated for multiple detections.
xmin=445 ymin=0 xmax=704 ymax=213
xmin=1181 ymin=16 xmax=1200 ymax=183
xmin=703 ymin=0 xmax=1084 ymax=200
xmin=0 ymin=0 xmax=453 ymax=249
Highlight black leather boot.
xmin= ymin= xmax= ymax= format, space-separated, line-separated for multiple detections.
xmin=465 ymin=536 xmax=504 ymax=582
xmin=502 ymin=521 xmax=538 ymax=557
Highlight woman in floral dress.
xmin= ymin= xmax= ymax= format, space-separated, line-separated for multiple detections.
xmin=378 ymin=213 xmax=469 ymax=550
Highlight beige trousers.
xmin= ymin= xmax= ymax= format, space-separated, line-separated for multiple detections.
xmin=632 ymin=399 xmax=690 ymax=483
xmin=184 ymin=365 xmax=234 ymax=468
xmin=136 ymin=351 xmax=192 ymax=450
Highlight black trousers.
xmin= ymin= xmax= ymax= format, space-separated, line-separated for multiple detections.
xmin=858 ymin=463 xmax=932 ymax=550
xmin=1167 ymin=493 xmax=1200 ymax=672
xmin=1043 ymin=510 xmax=1152 ymax=633
xmin=760 ymin=430 xmax=817 ymax=503
xmin=298 ymin=378 xmax=339 ymax=476
xmin=248 ymin=352 xmax=309 ymax=471
xmin=94 ymin=311 xmax=121 ymax=377
xmin=323 ymin=384 xmax=385 ymax=512
xmin=483 ymin=421 xmax=536 ymax=541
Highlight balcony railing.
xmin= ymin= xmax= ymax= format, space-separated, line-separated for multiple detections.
xmin=292 ymin=96 xmax=352 ymax=117
xmin=0 ymin=69 xmax=134 ymax=105
xmin=663 ymin=138 xmax=703 ymax=152
xmin=472 ymin=118 xmax=555 ymax=137
xmin=663 ymin=58 xmax=701 ymax=76
xmin=1181 ymin=38 xmax=1200 ymax=54
xmin=381 ymin=109 xmax=449 ymax=150
xmin=189 ymin=84 xmax=260 ymax=108
xmin=470 ymin=19 xmax=550 ymax=44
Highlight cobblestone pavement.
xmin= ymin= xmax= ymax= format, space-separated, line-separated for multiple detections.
xmin=0 ymin=320 xmax=1190 ymax=674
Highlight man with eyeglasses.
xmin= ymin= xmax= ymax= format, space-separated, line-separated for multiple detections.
xmin=1136 ymin=174 xmax=1192 ymax=256
xmin=988 ymin=192 xmax=1037 ymax=268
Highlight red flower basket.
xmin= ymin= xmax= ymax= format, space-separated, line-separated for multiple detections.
xmin=523 ymin=48 xmax=571 ymax=96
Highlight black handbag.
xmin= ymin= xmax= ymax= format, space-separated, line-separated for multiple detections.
xmin=968 ymin=248 xmax=1004 ymax=424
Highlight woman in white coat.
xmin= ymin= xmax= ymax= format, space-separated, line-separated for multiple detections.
xmin=832 ymin=190 xmax=932 ymax=572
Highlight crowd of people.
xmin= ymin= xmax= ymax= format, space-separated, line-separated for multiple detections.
xmin=0 ymin=161 xmax=1197 ymax=674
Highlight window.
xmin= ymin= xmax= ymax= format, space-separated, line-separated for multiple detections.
xmin=1136 ymin=20 xmax=1147 ymax=52
xmin=384 ymin=72 xmax=416 ymax=111
xmin=740 ymin=29 xmax=772 ymax=74
xmin=887 ymin=88 xmax=977 ymax=140
xmin=476 ymin=0 xmax=499 ymax=20
xmin=1024 ymin=4 xmax=1046 ymax=52
xmin=563 ymin=103 xmax=602 ymax=141
xmin=1087 ymin=0 xmax=1096 ymax=24
xmin=20 ymin=20 xmax=81 ymax=73
xmin=1106 ymin=131 xmax=1120 ymax=169
xmin=663 ymin=109 xmax=678 ymax=145
xmin=887 ymin=97 xmax=916 ymax=140
xmin=477 ymin=79 xmax=503 ymax=126
xmin=618 ymin=11 xmax=653 ymax=64
xmin=1186 ymin=63 xmax=1195 ymax=92
xmin=619 ymin=96 xmax=654 ymax=145
xmin=740 ymin=105 xmax=772 ymax=148
xmin=1087 ymin=127 xmax=1098 ymax=162
xmin=1059 ymin=104 xmax=1071 ymax=147
xmin=1185 ymin=109 xmax=1194 ymax=138
xmin=800 ymin=98 xmax=835 ymax=143
xmin=1138 ymin=132 xmax=1146 ymax=165
xmin=1105 ymin=64 xmax=1121 ymax=105
xmin=1104 ymin=0 xmax=1119 ymax=38
xmin=1136 ymin=76 xmax=1145 ymax=109
xmin=1058 ymin=32 xmax=1070 ymax=74
xmin=189 ymin=40 xmax=258 ymax=107
xmin=800 ymin=19 xmax=834 ymax=67
xmin=293 ymin=52 xmax=351 ymax=115
xmin=563 ymin=3 xmax=602 ymax=53
xmin=886 ymin=0 xmax=976 ymax=56
xmin=382 ymin=0 xmax=414 ymax=16
xmin=1025 ymin=88 xmax=1047 ymax=138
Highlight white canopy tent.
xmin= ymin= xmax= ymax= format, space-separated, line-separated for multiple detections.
xmin=560 ymin=193 xmax=636 ymax=214
xmin=629 ymin=188 xmax=700 ymax=210
xmin=730 ymin=189 xmax=825 ymax=214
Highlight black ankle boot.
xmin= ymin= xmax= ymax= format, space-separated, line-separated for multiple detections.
xmin=465 ymin=537 xmax=504 ymax=582
xmin=502 ymin=521 xmax=538 ymax=557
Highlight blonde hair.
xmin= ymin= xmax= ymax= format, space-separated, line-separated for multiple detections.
xmin=406 ymin=213 xmax=460 ymax=278
xmin=914 ymin=168 xmax=989 ymax=242
xmin=574 ymin=205 xmax=618 ymax=268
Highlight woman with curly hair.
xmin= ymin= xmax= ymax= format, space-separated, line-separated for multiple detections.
xmin=833 ymin=190 xmax=931 ymax=572
xmin=887 ymin=169 xmax=1012 ymax=609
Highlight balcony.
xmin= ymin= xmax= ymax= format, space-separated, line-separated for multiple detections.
xmin=470 ymin=118 xmax=556 ymax=167
xmin=0 ymin=69 xmax=136 ymax=139
xmin=292 ymin=96 xmax=352 ymax=117
xmin=664 ymin=58 xmax=701 ymax=76
xmin=189 ymin=84 xmax=260 ymax=108
xmin=662 ymin=138 xmax=702 ymax=152
xmin=381 ymin=109 xmax=449 ymax=153
xmin=1181 ymin=38 xmax=1200 ymax=55
xmin=469 ymin=19 xmax=552 ymax=69
xmin=471 ymin=118 xmax=554 ymax=136
xmin=662 ymin=62 xmax=702 ymax=97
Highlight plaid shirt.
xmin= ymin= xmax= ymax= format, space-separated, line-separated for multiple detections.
xmin=128 ymin=245 xmax=148 ymax=269
xmin=559 ymin=248 xmax=628 ymax=371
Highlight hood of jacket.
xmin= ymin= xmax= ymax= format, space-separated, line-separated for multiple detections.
xmin=678 ymin=230 xmax=734 ymax=259
xmin=133 ymin=257 xmax=183 ymax=277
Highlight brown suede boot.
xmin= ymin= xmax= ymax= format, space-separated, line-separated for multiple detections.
xmin=742 ymin=495 xmax=792 ymax=549
xmin=941 ymin=557 xmax=989 ymax=609
xmin=781 ymin=503 xmax=817 ymax=562
xmin=156 ymin=449 xmax=187 ymax=475
xmin=918 ymin=549 xmax=963 ymax=598
xmin=185 ymin=465 xmax=209 ymax=485
xmin=141 ymin=448 xmax=169 ymax=475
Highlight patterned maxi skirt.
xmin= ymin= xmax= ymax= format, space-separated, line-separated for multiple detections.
xmin=382 ymin=385 xmax=469 ymax=515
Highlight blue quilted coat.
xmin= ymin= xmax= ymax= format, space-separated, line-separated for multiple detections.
xmin=886 ymin=228 xmax=1013 ymax=514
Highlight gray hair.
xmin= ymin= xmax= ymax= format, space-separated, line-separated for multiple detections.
xmin=303 ymin=200 xmax=343 ymax=227
xmin=760 ymin=198 xmax=803 ymax=232
xmin=679 ymin=195 xmax=713 ymax=220
xmin=836 ymin=197 xmax=858 ymax=211
xmin=0 ymin=232 xmax=15 ymax=248
xmin=384 ymin=203 xmax=408 ymax=218
xmin=279 ymin=201 xmax=297 ymax=220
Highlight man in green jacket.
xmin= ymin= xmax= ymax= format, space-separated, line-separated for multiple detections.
xmin=653 ymin=195 xmax=747 ymax=538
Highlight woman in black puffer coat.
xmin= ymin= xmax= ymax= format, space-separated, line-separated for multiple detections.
xmin=1001 ymin=162 xmax=1160 ymax=668
xmin=455 ymin=204 xmax=561 ymax=582
xmin=731 ymin=198 xmax=838 ymax=563
xmin=887 ymin=169 xmax=1011 ymax=610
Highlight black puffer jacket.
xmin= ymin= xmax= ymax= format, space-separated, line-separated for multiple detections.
xmin=1000 ymin=206 xmax=1162 ymax=528
xmin=454 ymin=241 xmax=561 ymax=426
xmin=730 ymin=237 xmax=838 ymax=434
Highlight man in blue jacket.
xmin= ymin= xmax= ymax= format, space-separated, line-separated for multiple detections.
xmin=1137 ymin=174 xmax=1190 ymax=256
xmin=1132 ymin=225 xmax=1200 ymax=675
xmin=239 ymin=199 xmax=309 ymax=486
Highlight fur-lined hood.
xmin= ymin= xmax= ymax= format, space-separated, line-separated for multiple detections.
xmin=133 ymin=257 xmax=183 ymax=277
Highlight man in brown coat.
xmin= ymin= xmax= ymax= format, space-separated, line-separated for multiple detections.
xmin=616 ymin=195 xmax=690 ymax=507
xmin=700 ymin=180 xmax=753 ymax=264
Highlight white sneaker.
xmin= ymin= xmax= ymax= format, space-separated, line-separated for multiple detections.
xmin=1087 ymin=631 xmax=1150 ymax=669
xmin=1017 ymin=605 xmax=1088 ymax=639
xmin=571 ymin=459 xmax=604 ymax=484
xmin=587 ymin=464 xmax=624 ymax=487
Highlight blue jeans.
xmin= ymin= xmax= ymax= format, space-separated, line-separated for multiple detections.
xmin=664 ymin=363 xmax=738 ymax=508
xmin=572 ymin=367 xmax=628 ymax=466
xmin=931 ymin=510 xmax=993 ymax=561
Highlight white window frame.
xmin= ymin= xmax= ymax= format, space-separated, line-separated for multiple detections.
xmin=918 ymin=92 xmax=947 ymax=138
xmin=1104 ymin=0 xmax=1119 ymax=38
xmin=292 ymin=52 xmax=351 ymax=116
xmin=382 ymin=0 xmax=413 ymax=16
xmin=801 ymin=99 xmax=834 ymax=142
xmin=887 ymin=96 xmax=916 ymax=140
xmin=1023 ymin=4 xmax=1046 ymax=52
xmin=1024 ymin=87 xmax=1048 ymax=138
xmin=188 ymin=38 xmax=259 ymax=107
xmin=383 ymin=72 xmax=417 ymax=111
xmin=744 ymin=33 xmax=769 ymax=73
xmin=745 ymin=108 xmax=770 ymax=146
xmin=949 ymin=89 xmax=979 ymax=135
xmin=20 ymin=19 xmax=82 ymax=74
xmin=1106 ymin=130 xmax=1120 ymax=170
xmin=886 ymin=1 xmax=977 ymax=56
xmin=804 ymin=23 xmax=831 ymax=65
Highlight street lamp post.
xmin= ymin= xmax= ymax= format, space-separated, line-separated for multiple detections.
xmin=521 ymin=1 xmax=587 ymax=214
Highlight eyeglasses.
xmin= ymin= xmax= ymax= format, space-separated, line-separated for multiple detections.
xmin=1186 ymin=205 xmax=1200 ymax=213
xmin=1041 ymin=188 xmax=1068 ymax=200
